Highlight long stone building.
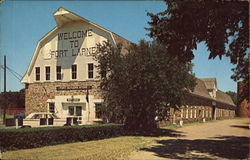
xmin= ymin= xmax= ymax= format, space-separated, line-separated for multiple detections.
xmin=161 ymin=78 xmax=236 ymax=126
xmin=22 ymin=8 xmax=235 ymax=125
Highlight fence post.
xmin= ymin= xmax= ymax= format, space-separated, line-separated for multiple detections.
xmin=15 ymin=118 xmax=18 ymax=129
xmin=203 ymin=118 xmax=206 ymax=123
xmin=179 ymin=120 xmax=183 ymax=126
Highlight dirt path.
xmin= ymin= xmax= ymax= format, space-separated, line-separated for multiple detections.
xmin=129 ymin=118 xmax=250 ymax=160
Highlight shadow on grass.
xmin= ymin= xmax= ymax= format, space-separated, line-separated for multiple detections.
xmin=123 ymin=128 xmax=185 ymax=138
xmin=230 ymin=125 xmax=249 ymax=130
xmin=140 ymin=136 xmax=249 ymax=159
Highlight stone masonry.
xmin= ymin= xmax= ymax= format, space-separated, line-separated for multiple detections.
xmin=25 ymin=81 xmax=101 ymax=115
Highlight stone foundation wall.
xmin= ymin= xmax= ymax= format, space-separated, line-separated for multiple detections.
xmin=25 ymin=81 xmax=102 ymax=115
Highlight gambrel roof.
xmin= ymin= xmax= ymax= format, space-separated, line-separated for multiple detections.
xmin=21 ymin=7 xmax=131 ymax=83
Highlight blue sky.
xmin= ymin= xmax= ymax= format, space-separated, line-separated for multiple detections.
xmin=0 ymin=0 xmax=236 ymax=92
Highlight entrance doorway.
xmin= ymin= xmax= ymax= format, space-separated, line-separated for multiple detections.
xmin=67 ymin=104 xmax=86 ymax=124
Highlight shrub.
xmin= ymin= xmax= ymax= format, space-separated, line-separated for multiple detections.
xmin=0 ymin=124 xmax=123 ymax=151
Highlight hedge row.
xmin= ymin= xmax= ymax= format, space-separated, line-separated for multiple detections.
xmin=0 ymin=124 xmax=123 ymax=151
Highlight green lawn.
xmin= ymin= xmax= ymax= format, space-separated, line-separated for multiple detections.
xmin=2 ymin=136 xmax=156 ymax=160
xmin=2 ymin=118 xmax=238 ymax=160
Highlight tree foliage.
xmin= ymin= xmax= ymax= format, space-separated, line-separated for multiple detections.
xmin=225 ymin=91 xmax=237 ymax=105
xmin=0 ymin=89 xmax=25 ymax=109
xmin=95 ymin=40 xmax=196 ymax=130
xmin=147 ymin=0 xmax=249 ymax=82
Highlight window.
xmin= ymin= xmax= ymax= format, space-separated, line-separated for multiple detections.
xmin=194 ymin=107 xmax=197 ymax=118
xmin=32 ymin=114 xmax=42 ymax=119
xmin=68 ymin=106 xmax=74 ymax=116
xmin=88 ymin=63 xmax=94 ymax=79
xmin=101 ymin=70 xmax=106 ymax=78
xmin=56 ymin=66 xmax=62 ymax=80
xmin=49 ymin=103 xmax=55 ymax=113
xmin=95 ymin=103 xmax=103 ymax=118
xmin=45 ymin=66 xmax=50 ymax=80
xmin=186 ymin=108 xmax=189 ymax=119
xmin=202 ymin=108 xmax=205 ymax=118
xmin=180 ymin=108 xmax=183 ymax=118
xmin=68 ymin=106 xmax=83 ymax=116
xmin=75 ymin=106 xmax=82 ymax=116
xmin=72 ymin=64 xmax=77 ymax=79
xmin=35 ymin=67 xmax=40 ymax=81
xmin=190 ymin=107 xmax=193 ymax=118
xmin=186 ymin=106 xmax=188 ymax=119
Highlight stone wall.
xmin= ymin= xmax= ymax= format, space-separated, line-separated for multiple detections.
xmin=25 ymin=80 xmax=236 ymax=124
xmin=25 ymin=80 xmax=102 ymax=115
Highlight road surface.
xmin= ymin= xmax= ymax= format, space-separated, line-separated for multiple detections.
xmin=129 ymin=118 xmax=249 ymax=160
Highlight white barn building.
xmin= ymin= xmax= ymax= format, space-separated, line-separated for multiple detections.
xmin=21 ymin=8 xmax=130 ymax=125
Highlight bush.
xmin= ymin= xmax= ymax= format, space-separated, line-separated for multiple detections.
xmin=0 ymin=124 xmax=123 ymax=151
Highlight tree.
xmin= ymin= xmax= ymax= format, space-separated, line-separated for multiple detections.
xmin=0 ymin=89 xmax=25 ymax=109
xmin=225 ymin=91 xmax=237 ymax=105
xmin=147 ymin=0 xmax=249 ymax=82
xmin=95 ymin=40 xmax=196 ymax=130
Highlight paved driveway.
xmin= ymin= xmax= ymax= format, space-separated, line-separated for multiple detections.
xmin=129 ymin=118 xmax=250 ymax=160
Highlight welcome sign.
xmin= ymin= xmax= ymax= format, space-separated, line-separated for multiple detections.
xmin=44 ymin=28 xmax=100 ymax=59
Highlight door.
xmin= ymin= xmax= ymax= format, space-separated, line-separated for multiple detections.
xmin=67 ymin=105 xmax=85 ymax=124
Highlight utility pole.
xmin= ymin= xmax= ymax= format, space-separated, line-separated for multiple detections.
xmin=3 ymin=55 xmax=6 ymax=124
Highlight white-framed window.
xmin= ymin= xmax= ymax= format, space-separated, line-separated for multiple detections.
xmin=72 ymin=64 xmax=77 ymax=79
xmin=101 ymin=70 xmax=106 ymax=78
xmin=75 ymin=106 xmax=82 ymax=116
xmin=35 ymin=67 xmax=40 ymax=81
xmin=180 ymin=108 xmax=183 ymax=118
xmin=95 ymin=103 xmax=103 ymax=119
xmin=194 ymin=107 xmax=197 ymax=118
xmin=190 ymin=107 xmax=193 ymax=118
xmin=68 ymin=106 xmax=74 ymax=116
xmin=56 ymin=66 xmax=62 ymax=80
xmin=88 ymin=63 xmax=94 ymax=79
xmin=45 ymin=66 xmax=50 ymax=81
xmin=202 ymin=107 xmax=205 ymax=118
xmin=208 ymin=108 xmax=210 ymax=117
xmin=49 ymin=102 xmax=55 ymax=113
xmin=68 ymin=105 xmax=85 ymax=116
